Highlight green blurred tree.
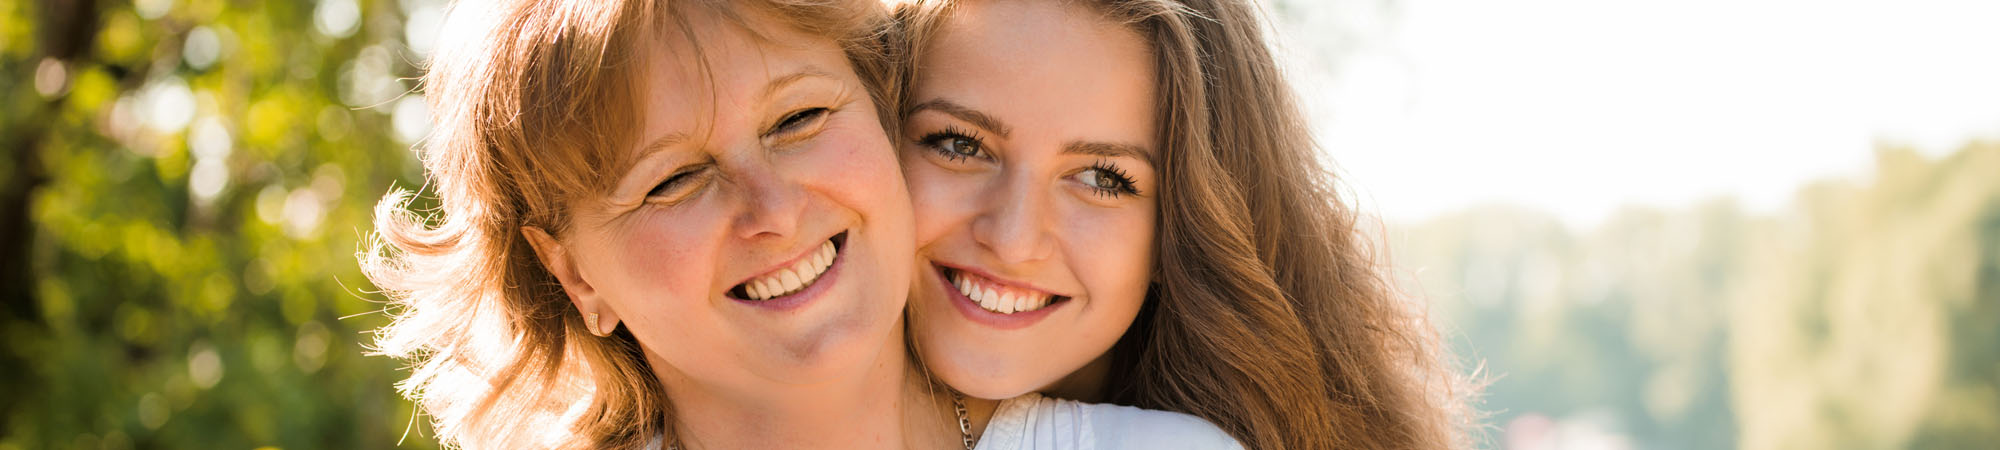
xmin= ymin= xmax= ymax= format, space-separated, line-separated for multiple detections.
xmin=1731 ymin=143 xmax=2000 ymax=450
xmin=1395 ymin=143 xmax=2000 ymax=449
xmin=2 ymin=0 xmax=440 ymax=448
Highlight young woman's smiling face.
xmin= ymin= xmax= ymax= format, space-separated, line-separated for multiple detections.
xmin=901 ymin=0 xmax=1159 ymax=399
xmin=530 ymin=8 xmax=914 ymax=395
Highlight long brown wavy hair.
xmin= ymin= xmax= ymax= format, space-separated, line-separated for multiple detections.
xmin=362 ymin=0 xmax=899 ymax=448
xmin=892 ymin=1 xmax=1471 ymax=449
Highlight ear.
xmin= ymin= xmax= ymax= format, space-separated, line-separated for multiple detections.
xmin=521 ymin=226 xmax=620 ymax=336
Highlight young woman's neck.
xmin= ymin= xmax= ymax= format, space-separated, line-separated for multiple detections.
xmin=650 ymin=328 xmax=963 ymax=450
xmin=1041 ymin=353 xmax=1112 ymax=403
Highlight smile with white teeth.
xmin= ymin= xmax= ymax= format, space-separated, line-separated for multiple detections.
xmin=734 ymin=237 xmax=839 ymax=301
xmin=945 ymin=268 xmax=1063 ymax=314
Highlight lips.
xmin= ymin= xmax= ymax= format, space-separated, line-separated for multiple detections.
xmin=939 ymin=266 xmax=1069 ymax=314
xmin=729 ymin=232 xmax=846 ymax=301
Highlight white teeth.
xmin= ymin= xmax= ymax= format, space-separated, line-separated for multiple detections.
xmin=778 ymin=270 xmax=803 ymax=293
xmin=951 ymin=270 xmax=1056 ymax=314
xmin=757 ymin=278 xmax=780 ymax=299
xmin=740 ymin=238 xmax=839 ymax=300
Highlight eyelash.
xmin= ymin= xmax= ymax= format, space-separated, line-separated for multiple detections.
xmin=768 ymin=107 xmax=832 ymax=138
xmin=648 ymin=164 xmax=711 ymax=199
xmin=916 ymin=126 xmax=988 ymax=163
xmin=1082 ymin=160 xmax=1141 ymax=198
xmin=919 ymin=127 xmax=1140 ymax=198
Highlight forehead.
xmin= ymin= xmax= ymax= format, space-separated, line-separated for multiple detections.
xmin=633 ymin=7 xmax=855 ymax=145
xmin=913 ymin=0 xmax=1156 ymax=143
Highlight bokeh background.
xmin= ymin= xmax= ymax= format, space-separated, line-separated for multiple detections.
xmin=2 ymin=0 xmax=1994 ymax=449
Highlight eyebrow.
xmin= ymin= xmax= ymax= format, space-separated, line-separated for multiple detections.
xmin=1063 ymin=141 xmax=1155 ymax=166
xmin=906 ymin=98 xmax=1012 ymax=138
xmin=637 ymin=132 xmax=690 ymax=158
xmin=617 ymin=131 xmax=690 ymax=196
xmin=760 ymin=67 xmax=837 ymax=103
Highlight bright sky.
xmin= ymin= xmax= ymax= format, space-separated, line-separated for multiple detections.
xmin=1278 ymin=0 xmax=2000 ymax=227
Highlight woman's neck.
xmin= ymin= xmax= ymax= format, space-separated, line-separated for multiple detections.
xmin=1041 ymin=353 xmax=1111 ymax=403
xmin=652 ymin=329 xmax=964 ymax=450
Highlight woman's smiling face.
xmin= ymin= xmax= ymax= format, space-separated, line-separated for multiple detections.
xmin=535 ymin=8 xmax=914 ymax=393
xmin=901 ymin=0 xmax=1159 ymax=399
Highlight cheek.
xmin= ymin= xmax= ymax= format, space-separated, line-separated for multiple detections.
xmin=608 ymin=213 xmax=729 ymax=310
xmin=803 ymin=124 xmax=908 ymax=215
xmin=902 ymin=159 xmax=982 ymax=249
xmin=1060 ymin=201 xmax=1157 ymax=306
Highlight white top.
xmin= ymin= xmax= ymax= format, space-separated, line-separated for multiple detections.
xmin=640 ymin=393 xmax=1241 ymax=450
xmin=973 ymin=393 xmax=1244 ymax=450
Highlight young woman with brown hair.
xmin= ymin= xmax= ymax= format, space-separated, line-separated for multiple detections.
xmin=892 ymin=0 xmax=1470 ymax=448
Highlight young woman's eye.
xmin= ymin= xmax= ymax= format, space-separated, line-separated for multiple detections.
xmin=1076 ymin=162 xmax=1140 ymax=197
xmin=648 ymin=165 xmax=712 ymax=201
xmin=769 ymin=107 xmax=830 ymax=136
xmin=917 ymin=128 xmax=986 ymax=162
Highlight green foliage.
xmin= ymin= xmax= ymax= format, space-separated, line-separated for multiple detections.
xmin=1396 ymin=142 xmax=2000 ymax=449
xmin=1 ymin=0 xmax=438 ymax=448
xmin=1731 ymin=144 xmax=2000 ymax=450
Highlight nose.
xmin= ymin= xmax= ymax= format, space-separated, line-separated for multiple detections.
xmin=731 ymin=157 xmax=805 ymax=242
xmin=970 ymin=171 xmax=1056 ymax=264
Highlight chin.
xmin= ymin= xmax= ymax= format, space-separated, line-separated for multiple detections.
xmin=917 ymin=337 xmax=1042 ymax=400
xmin=760 ymin=299 xmax=902 ymax=382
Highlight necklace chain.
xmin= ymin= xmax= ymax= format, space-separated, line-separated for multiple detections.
xmin=952 ymin=390 xmax=974 ymax=450
xmin=665 ymin=391 xmax=973 ymax=450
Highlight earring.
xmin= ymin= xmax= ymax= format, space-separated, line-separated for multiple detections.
xmin=585 ymin=312 xmax=601 ymax=336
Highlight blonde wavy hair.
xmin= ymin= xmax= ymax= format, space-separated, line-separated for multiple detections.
xmin=361 ymin=0 xmax=898 ymax=448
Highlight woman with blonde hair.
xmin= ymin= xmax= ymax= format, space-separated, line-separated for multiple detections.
xmin=892 ymin=0 xmax=1470 ymax=448
xmin=365 ymin=0 xmax=1239 ymax=448
xmin=362 ymin=0 xmax=970 ymax=448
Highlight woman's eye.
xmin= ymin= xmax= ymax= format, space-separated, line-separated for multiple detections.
xmin=648 ymin=166 xmax=710 ymax=200
xmin=918 ymin=128 xmax=985 ymax=162
xmin=1076 ymin=164 xmax=1140 ymax=198
xmin=770 ymin=108 xmax=830 ymax=136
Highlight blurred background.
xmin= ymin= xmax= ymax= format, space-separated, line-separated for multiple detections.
xmin=1275 ymin=0 xmax=2000 ymax=449
xmin=0 ymin=0 xmax=1993 ymax=449
xmin=3 ymin=0 xmax=442 ymax=448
